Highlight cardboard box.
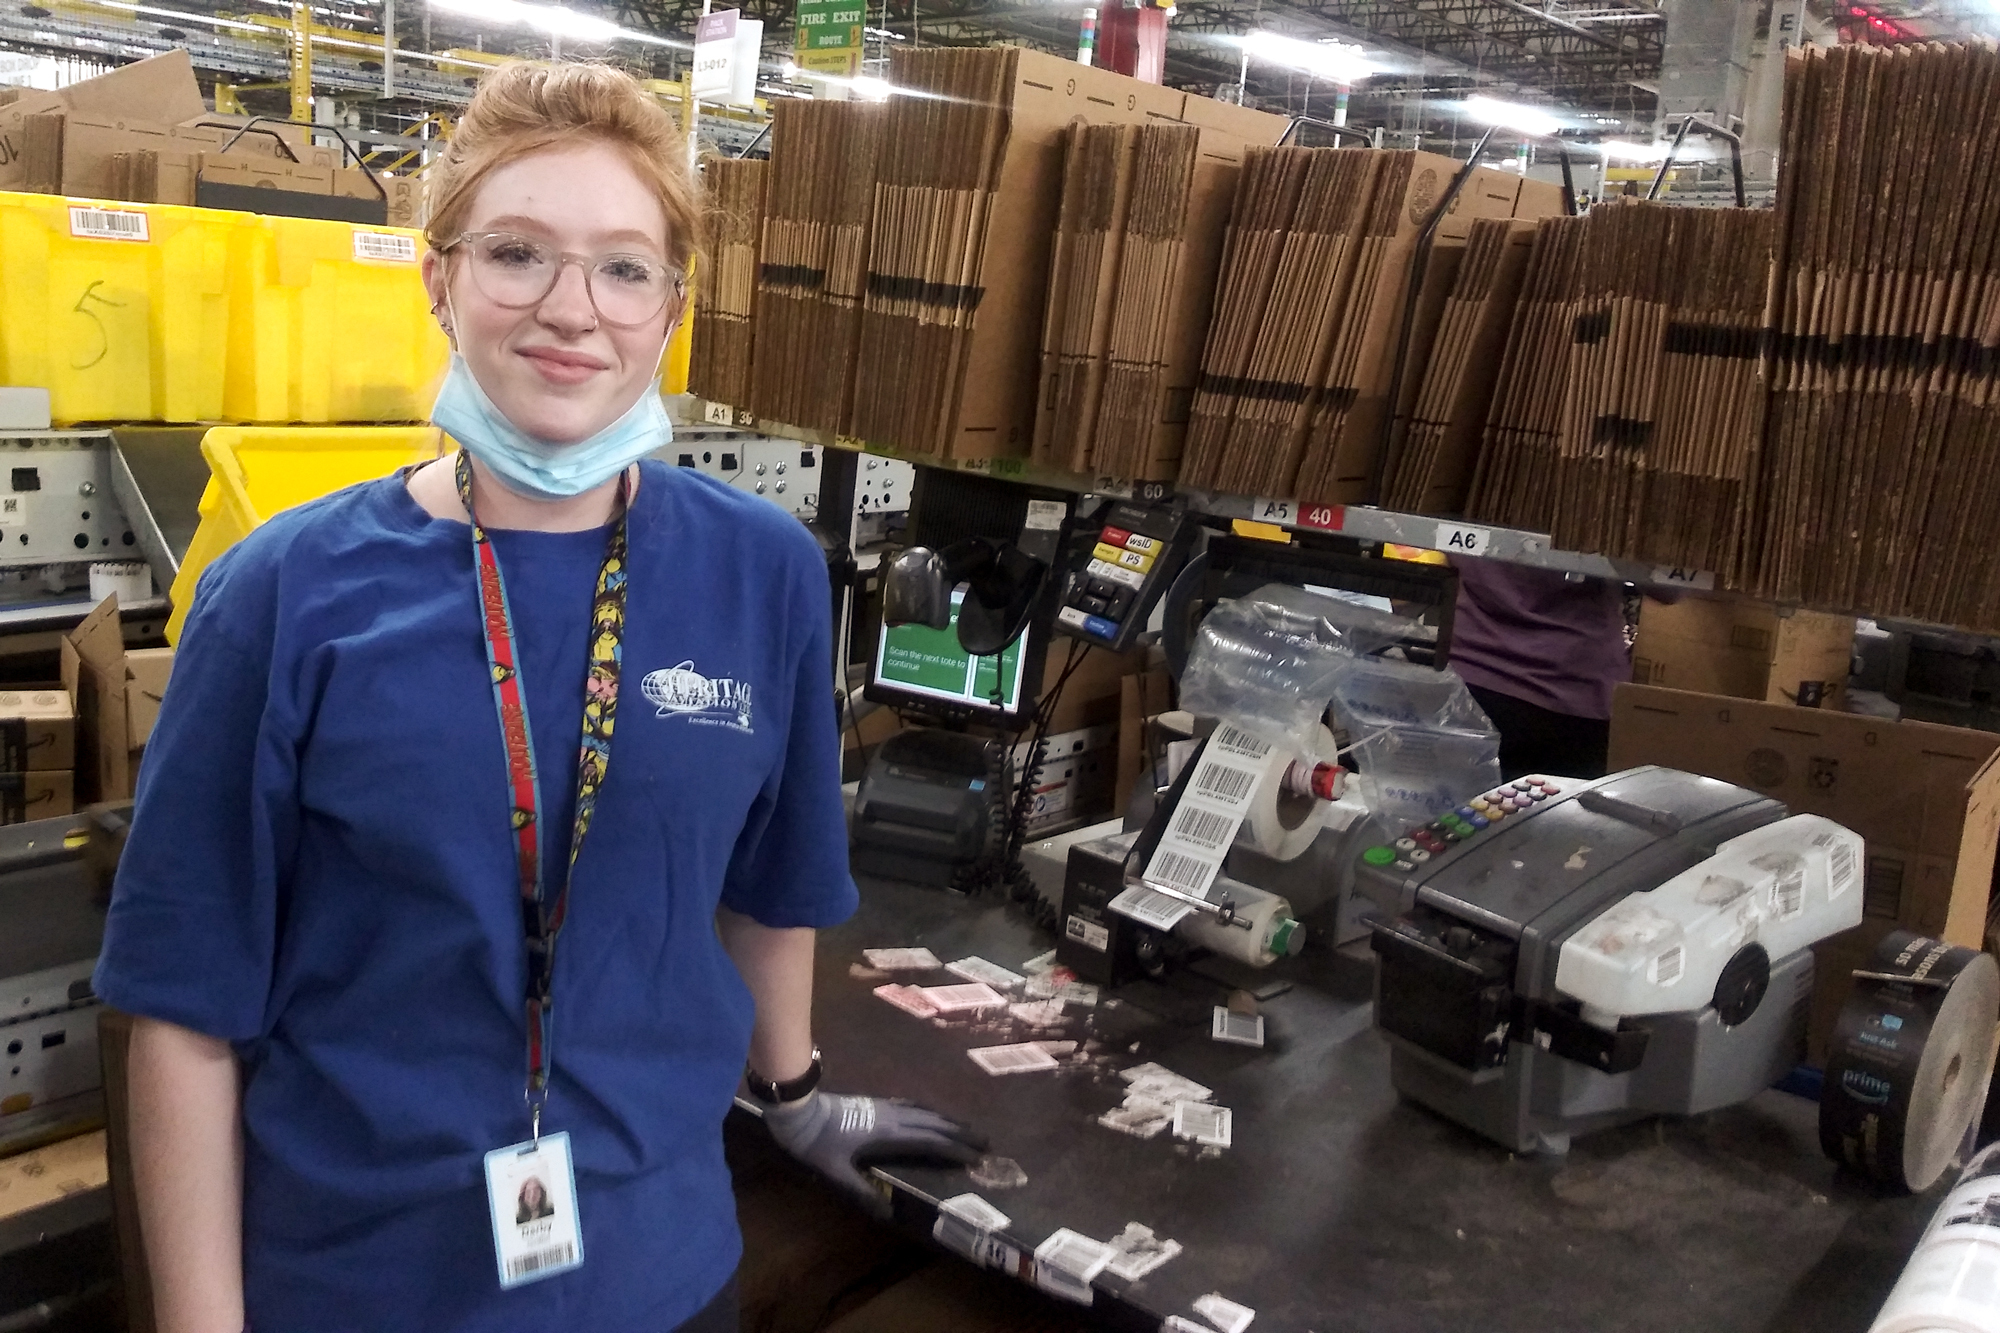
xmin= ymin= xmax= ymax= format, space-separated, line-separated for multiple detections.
xmin=62 ymin=596 xmax=134 ymax=804
xmin=1608 ymin=683 xmax=2000 ymax=1053
xmin=0 ymin=1130 xmax=107 ymax=1224
xmin=124 ymin=647 xmax=173 ymax=751
xmin=0 ymin=689 xmax=74 ymax=772
xmin=196 ymin=152 xmax=337 ymax=199
xmin=0 ymin=49 xmax=204 ymax=193
xmin=0 ymin=769 xmax=74 ymax=823
xmin=1010 ymin=722 xmax=1118 ymax=832
xmin=1632 ymin=598 xmax=1855 ymax=709
xmin=382 ymin=175 xmax=421 ymax=229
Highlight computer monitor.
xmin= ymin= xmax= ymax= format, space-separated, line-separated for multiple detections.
xmin=864 ymin=586 xmax=1048 ymax=728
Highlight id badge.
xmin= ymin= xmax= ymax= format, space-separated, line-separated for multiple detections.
xmin=484 ymin=1131 xmax=585 ymax=1289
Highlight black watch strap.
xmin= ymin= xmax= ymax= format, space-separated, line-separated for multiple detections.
xmin=747 ymin=1049 xmax=823 ymax=1104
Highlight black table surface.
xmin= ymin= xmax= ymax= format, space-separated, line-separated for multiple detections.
xmin=800 ymin=873 xmax=1943 ymax=1333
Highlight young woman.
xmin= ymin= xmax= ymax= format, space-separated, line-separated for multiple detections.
xmin=95 ymin=61 xmax=978 ymax=1333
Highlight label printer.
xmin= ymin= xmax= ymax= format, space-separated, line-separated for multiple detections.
xmin=1357 ymin=765 xmax=1863 ymax=1154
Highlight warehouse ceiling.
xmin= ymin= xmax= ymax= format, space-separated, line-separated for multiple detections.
xmin=8 ymin=0 xmax=2000 ymax=152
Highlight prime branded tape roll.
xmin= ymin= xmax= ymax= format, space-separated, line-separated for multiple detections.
xmin=1822 ymin=931 xmax=2000 ymax=1194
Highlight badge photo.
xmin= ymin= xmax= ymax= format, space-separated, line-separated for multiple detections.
xmin=484 ymin=1131 xmax=585 ymax=1289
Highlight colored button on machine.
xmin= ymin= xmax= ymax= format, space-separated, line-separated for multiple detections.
xmin=1363 ymin=846 xmax=1398 ymax=867
xmin=1099 ymin=525 xmax=1134 ymax=549
xmin=1409 ymin=849 xmax=1432 ymax=863
xmin=1395 ymin=838 xmax=1418 ymax=851
xmin=1469 ymin=815 xmax=1490 ymax=829
xmin=1092 ymin=541 xmax=1130 ymax=566
xmin=1122 ymin=532 xmax=1163 ymax=556
xmin=1082 ymin=613 xmax=1119 ymax=640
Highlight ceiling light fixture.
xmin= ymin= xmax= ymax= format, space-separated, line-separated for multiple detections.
xmin=425 ymin=0 xmax=686 ymax=50
xmin=1462 ymin=94 xmax=1564 ymax=136
xmin=1239 ymin=30 xmax=1376 ymax=84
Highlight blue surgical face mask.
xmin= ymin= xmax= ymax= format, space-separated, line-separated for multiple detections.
xmin=430 ymin=351 xmax=673 ymax=502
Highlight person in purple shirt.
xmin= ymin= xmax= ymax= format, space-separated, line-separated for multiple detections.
xmin=1448 ymin=556 xmax=1633 ymax=781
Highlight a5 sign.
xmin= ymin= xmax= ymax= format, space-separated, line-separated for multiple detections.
xmin=1249 ymin=498 xmax=1343 ymax=532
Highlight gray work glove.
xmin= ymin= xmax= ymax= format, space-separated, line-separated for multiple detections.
xmin=762 ymin=1091 xmax=986 ymax=1218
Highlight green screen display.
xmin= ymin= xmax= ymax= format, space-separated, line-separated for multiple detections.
xmin=873 ymin=589 xmax=1026 ymax=714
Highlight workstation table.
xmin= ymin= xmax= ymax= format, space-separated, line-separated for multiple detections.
xmin=784 ymin=872 xmax=1943 ymax=1333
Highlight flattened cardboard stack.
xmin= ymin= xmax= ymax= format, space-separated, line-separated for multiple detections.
xmin=840 ymin=49 xmax=1286 ymax=462
xmin=1179 ymin=148 xmax=1557 ymax=502
xmin=1031 ymin=121 xmax=1215 ymax=481
xmin=689 ymin=157 xmax=766 ymax=411
xmin=1382 ymin=217 xmax=1538 ymax=514
xmin=1467 ymin=201 xmax=1771 ymax=575
xmin=1462 ymin=215 xmax=1588 ymax=536
xmin=748 ymin=100 xmax=884 ymax=434
xmin=850 ymin=48 xmax=1019 ymax=455
xmin=1753 ymin=42 xmax=2000 ymax=632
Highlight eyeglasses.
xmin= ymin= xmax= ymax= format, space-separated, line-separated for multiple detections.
xmin=442 ymin=231 xmax=687 ymax=329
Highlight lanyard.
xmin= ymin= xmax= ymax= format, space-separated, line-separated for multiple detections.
xmin=456 ymin=451 xmax=631 ymax=1140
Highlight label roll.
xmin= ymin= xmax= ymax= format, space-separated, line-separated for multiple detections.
xmin=1870 ymin=1140 xmax=2000 ymax=1332
xmin=1821 ymin=931 xmax=2000 ymax=1194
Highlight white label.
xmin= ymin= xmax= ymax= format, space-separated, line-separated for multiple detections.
xmin=1057 ymin=606 xmax=1090 ymax=630
xmin=1192 ymin=1292 xmax=1257 ymax=1333
xmin=1249 ymin=497 xmax=1295 ymax=525
xmin=1025 ymin=499 xmax=1066 ymax=531
xmin=1108 ymin=884 xmax=1197 ymax=931
xmin=1650 ymin=945 xmax=1683 ymax=986
xmin=1210 ymin=724 xmax=1273 ymax=762
xmin=919 ymin=982 xmax=1007 ymax=1013
xmin=968 ymin=1042 xmax=1061 ymax=1075
xmin=484 ymin=1131 xmax=584 ymax=1289
xmin=1173 ymin=1101 xmax=1233 ymax=1148
xmin=1436 ymin=522 xmax=1492 ymax=556
xmin=703 ymin=400 xmax=734 ymax=425
xmin=1211 ymin=1007 xmax=1265 ymax=1047
xmin=352 ymin=230 xmax=417 ymax=263
xmin=1064 ymin=915 xmax=1110 ymax=952
xmin=0 ymin=495 xmax=28 ymax=528
xmin=1650 ymin=566 xmax=1717 ymax=590
xmin=68 ymin=205 xmax=148 ymax=242
xmin=1773 ymin=868 xmax=1804 ymax=919
xmin=946 ymin=956 xmax=1026 ymax=990
xmin=862 ymin=946 xmax=940 ymax=971
xmin=1142 ymin=849 xmax=1219 ymax=901
xmin=1829 ymin=839 xmax=1856 ymax=898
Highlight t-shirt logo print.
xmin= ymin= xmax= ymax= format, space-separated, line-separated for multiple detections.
xmin=640 ymin=661 xmax=754 ymax=733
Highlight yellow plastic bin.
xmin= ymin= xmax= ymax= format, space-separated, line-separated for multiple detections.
xmin=223 ymin=217 xmax=450 ymax=423
xmin=0 ymin=191 xmax=243 ymax=423
xmin=168 ymin=425 xmax=446 ymax=642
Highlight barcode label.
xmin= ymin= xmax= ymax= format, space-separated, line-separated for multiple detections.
xmin=1651 ymin=946 xmax=1683 ymax=986
xmin=1170 ymin=803 xmax=1235 ymax=852
xmin=1194 ymin=763 xmax=1258 ymax=805
xmin=968 ymin=1042 xmax=1060 ymax=1075
xmin=1109 ymin=885 xmax=1196 ymax=930
xmin=1211 ymin=724 xmax=1272 ymax=761
xmin=505 ymin=1242 xmax=575 ymax=1281
xmin=1148 ymin=849 xmax=1215 ymax=897
xmin=1773 ymin=869 xmax=1804 ymax=919
xmin=353 ymin=230 xmax=418 ymax=262
xmin=69 ymin=206 xmax=148 ymax=242
xmin=1830 ymin=840 xmax=1856 ymax=896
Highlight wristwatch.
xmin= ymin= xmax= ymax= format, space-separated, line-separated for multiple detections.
xmin=746 ymin=1048 xmax=823 ymax=1104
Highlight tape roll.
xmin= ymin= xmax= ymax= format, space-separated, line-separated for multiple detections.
xmin=1869 ymin=1141 xmax=2000 ymax=1333
xmin=1821 ymin=931 xmax=2000 ymax=1194
xmin=1237 ymin=725 xmax=1341 ymax=863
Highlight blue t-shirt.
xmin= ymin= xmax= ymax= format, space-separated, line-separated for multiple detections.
xmin=94 ymin=461 xmax=857 ymax=1332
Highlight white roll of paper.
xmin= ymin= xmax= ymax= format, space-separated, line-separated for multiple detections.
xmin=1872 ymin=1143 xmax=2000 ymax=1333
xmin=1236 ymin=724 xmax=1342 ymax=863
xmin=1176 ymin=881 xmax=1302 ymax=967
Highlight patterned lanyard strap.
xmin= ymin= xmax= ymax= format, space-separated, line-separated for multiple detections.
xmin=455 ymin=451 xmax=631 ymax=1138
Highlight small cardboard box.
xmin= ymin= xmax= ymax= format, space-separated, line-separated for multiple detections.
xmin=196 ymin=152 xmax=337 ymax=198
xmin=0 ymin=689 xmax=74 ymax=772
xmin=125 ymin=647 xmax=173 ymax=750
xmin=61 ymin=596 xmax=134 ymax=804
xmin=1632 ymin=598 xmax=1855 ymax=709
xmin=382 ymin=175 xmax=422 ymax=229
xmin=1609 ymin=683 xmax=2000 ymax=1054
xmin=0 ymin=769 xmax=74 ymax=823
xmin=0 ymin=1130 xmax=107 ymax=1223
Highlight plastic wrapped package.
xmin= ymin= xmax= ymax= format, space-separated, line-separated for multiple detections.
xmin=1177 ymin=584 xmax=1422 ymax=756
xmin=1331 ymin=657 xmax=1501 ymax=827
